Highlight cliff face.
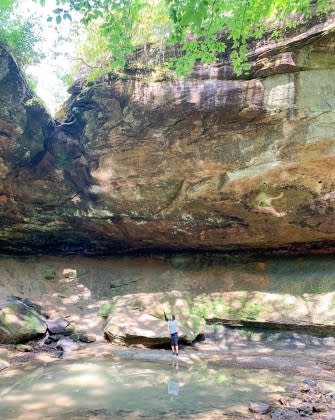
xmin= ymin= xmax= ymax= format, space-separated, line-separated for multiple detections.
xmin=1 ymin=19 xmax=335 ymax=254
xmin=0 ymin=44 xmax=78 ymax=252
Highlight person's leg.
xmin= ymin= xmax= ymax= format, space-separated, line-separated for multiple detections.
xmin=173 ymin=333 xmax=179 ymax=356
xmin=170 ymin=336 xmax=175 ymax=354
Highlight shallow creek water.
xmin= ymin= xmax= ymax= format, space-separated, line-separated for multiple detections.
xmin=0 ymin=356 xmax=308 ymax=419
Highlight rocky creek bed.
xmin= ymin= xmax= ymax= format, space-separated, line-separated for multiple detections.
xmin=1 ymin=254 xmax=335 ymax=418
xmin=2 ymin=308 xmax=335 ymax=419
xmin=1 ymin=337 xmax=335 ymax=419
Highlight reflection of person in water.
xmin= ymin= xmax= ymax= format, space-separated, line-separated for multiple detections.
xmin=168 ymin=358 xmax=180 ymax=400
xmin=168 ymin=379 xmax=179 ymax=398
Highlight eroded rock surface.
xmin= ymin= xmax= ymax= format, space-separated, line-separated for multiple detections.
xmin=0 ymin=296 xmax=47 ymax=344
xmin=0 ymin=43 xmax=77 ymax=253
xmin=103 ymin=288 xmax=335 ymax=347
xmin=1 ymin=19 xmax=335 ymax=254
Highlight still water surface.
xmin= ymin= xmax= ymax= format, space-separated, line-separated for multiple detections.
xmin=0 ymin=356 xmax=304 ymax=419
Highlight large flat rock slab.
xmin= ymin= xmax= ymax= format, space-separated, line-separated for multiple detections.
xmin=103 ymin=289 xmax=335 ymax=347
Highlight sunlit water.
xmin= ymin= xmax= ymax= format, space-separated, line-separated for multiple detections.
xmin=0 ymin=357 xmax=306 ymax=419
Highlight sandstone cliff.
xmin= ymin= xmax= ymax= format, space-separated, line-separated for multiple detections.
xmin=1 ymin=18 xmax=335 ymax=254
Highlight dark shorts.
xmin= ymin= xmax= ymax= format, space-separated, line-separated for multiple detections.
xmin=170 ymin=332 xmax=178 ymax=346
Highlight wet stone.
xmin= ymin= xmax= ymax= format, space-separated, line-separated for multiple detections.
xmin=249 ymin=401 xmax=271 ymax=414
xmin=49 ymin=334 xmax=62 ymax=341
xmin=79 ymin=334 xmax=96 ymax=343
xmin=303 ymin=379 xmax=316 ymax=387
xmin=297 ymin=404 xmax=313 ymax=416
xmin=313 ymin=404 xmax=327 ymax=412
xmin=56 ymin=337 xmax=80 ymax=353
xmin=300 ymin=383 xmax=311 ymax=392
xmin=70 ymin=334 xmax=80 ymax=342
xmin=325 ymin=391 xmax=335 ymax=400
xmin=50 ymin=350 xmax=63 ymax=359
xmin=271 ymin=408 xmax=299 ymax=419
xmin=47 ymin=318 xmax=70 ymax=334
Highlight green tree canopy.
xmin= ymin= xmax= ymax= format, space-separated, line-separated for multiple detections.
xmin=0 ymin=0 xmax=40 ymax=67
xmin=41 ymin=0 xmax=334 ymax=76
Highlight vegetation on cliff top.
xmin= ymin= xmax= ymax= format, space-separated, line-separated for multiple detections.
xmin=1 ymin=0 xmax=334 ymax=79
xmin=42 ymin=0 xmax=334 ymax=78
xmin=0 ymin=0 xmax=333 ymax=110
xmin=0 ymin=0 xmax=40 ymax=67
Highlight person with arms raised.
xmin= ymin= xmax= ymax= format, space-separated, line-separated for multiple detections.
xmin=164 ymin=312 xmax=179 ymax=356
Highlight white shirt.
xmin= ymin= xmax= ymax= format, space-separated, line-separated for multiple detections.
xmin=168 ymin=319 xmax=177 ymax=334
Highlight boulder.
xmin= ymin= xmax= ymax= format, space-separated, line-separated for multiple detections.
xmin=104 ymin=311 xmax=173 ymax=346
xmin=248 ymin=401 xmax=271 ymax=414
xmin=0 ymin=359 xmax=10 ymax=371
xmin=271 ymin=408 xmax=299 ymax=419
xmin=46 ymin=318 xmax=75 ymax=335
xmin=56 ymin=337 xmax=80 ymax=353
xmin=78 ymin=334 xmax=96 ymax=343
xmin=0 ymin=297 xmax=47 ymax=344
xmin=102 ymin=287 xmax=335 ymax=347
xmin=103 ymin=292 xmax=204 ymax=346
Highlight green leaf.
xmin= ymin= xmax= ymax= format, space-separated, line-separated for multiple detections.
xmin=63 ymin=12 xmax=72 ymax=21
xmin=39 ymin=0 xmax=334 ymax=78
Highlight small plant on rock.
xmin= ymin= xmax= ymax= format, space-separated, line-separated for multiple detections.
xmin=43 ymin=269 xmax=56 ymax=280
xmin=130 ymin=298 xmax=145 ymax=311
xmin=98 ymin=303 xmax=115 ymax=318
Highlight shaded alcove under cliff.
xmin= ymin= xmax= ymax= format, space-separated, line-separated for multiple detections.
xmin=2 ymin=18 xmax=335 ymax=255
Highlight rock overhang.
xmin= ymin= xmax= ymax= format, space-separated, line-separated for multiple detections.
xmin=1 ymin=22 xmax=335 ymax=255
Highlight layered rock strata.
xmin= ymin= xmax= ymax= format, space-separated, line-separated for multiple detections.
xmin=1 ymin=19 xmax=335 ymax=254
